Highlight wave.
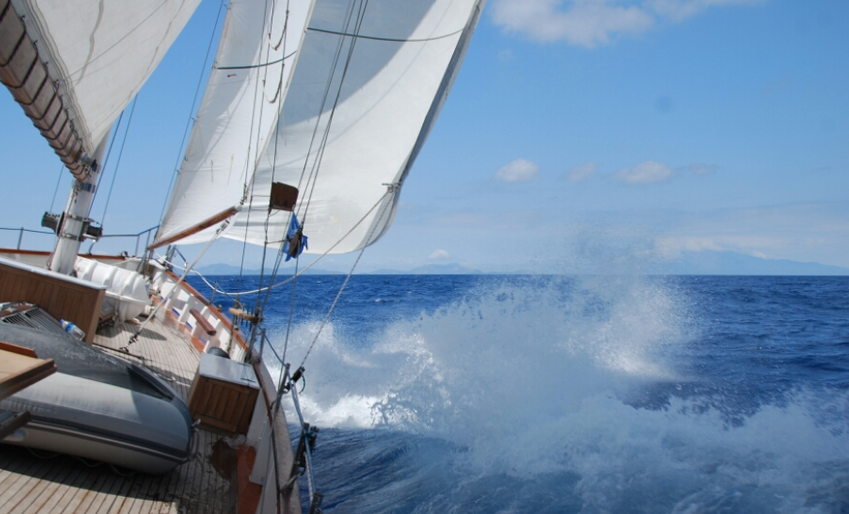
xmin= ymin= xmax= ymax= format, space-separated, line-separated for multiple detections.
xmin=267 ymin=275 xmax=849 ymax=512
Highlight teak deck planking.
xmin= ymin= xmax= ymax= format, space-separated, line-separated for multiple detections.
xmin=0 ymin=317 xmax=241 ymax=514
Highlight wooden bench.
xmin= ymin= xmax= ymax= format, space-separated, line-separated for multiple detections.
xmin=0 ymin=258 xmax=105 ymax=344
xmin=190 ymin=308 xmax=217 ymax=336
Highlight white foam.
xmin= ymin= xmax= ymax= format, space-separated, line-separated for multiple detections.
xmin=270 ymin=276 xmax=849 ymax=512
xmin=273 ymin=276 xmax=686 ymax=430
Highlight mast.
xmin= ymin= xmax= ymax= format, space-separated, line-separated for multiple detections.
xmin=47 ymin=136 xmax=107 ymax=274
xmin=1 ymin=0 xmax=204 ymax=273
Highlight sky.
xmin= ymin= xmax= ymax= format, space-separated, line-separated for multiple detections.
xmin=1 ymin=0 xmax=848 ymax=274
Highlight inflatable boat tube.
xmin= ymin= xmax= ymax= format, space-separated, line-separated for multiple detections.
xmin=0 ymin=324 xmax=192 ymax=474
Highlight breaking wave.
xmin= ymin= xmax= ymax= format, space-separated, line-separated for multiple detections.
xmin=266 ymin=275 xmax=849 ymax=513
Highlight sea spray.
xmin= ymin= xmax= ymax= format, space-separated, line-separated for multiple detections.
xmin=247 ymin=274 xmax=849 ymax=513
xmin=274 ymin=276 xmax=691 ymax=468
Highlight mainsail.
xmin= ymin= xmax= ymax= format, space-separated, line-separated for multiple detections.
xmin=1 ymin=0 xmax=203 ymax=174
xmin=156 ymin=0 xmax=485 ymax=255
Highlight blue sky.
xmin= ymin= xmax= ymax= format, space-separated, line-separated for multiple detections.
xmin=1 ymin=0 xmax=848 ymax=273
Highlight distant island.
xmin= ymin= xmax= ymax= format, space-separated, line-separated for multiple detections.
xmin=194 ymin=263 xmax=342 ymax=276
xmin=646 ymin=250 xmax=849 ymax=276
xmin=196 ymin=251 xmax=849 ymax=276
xmin=370 ymin=263 xmax=483 ymax=275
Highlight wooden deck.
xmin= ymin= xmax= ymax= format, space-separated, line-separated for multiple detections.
xmin=0 ymin=317 xmax=243 ymax=514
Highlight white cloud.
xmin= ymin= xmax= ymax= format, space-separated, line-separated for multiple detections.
xmin=491 ymin=0 xmax=765 ymax=47
xmin=648 ymin=203 xmax=849 ymax=267
xmin=492 ymin=0 xmax=654 ymax=47
xmin=567 ymin=161 xmax=600 ymax=181
xmin=498 ymin=48 xmax=515 ymax=62
xmin=687 ymin=163 xmax=716 ymax=175
xmin=429 ymin=249 xmax=450 ymax=259
xmin=648 ymin=0 xmax=764 ymax=22
xmin=652 ymin=234 xmax=794 ymax=261
xmin=652 ymin=236 xmax=726 ymax=259
xmin=615 ymin=161 xmax=673 ymax=184
xmin=495 ymin=158 xmax=540 ymax=182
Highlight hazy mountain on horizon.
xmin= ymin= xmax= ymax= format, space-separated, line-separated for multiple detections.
xmin=196 ymin=263 xmax=342 ymax=275
xmin=650 ymin=250 xmax=849 ymax=276
xmin=197 ymin=251 xmax=849 ymax=276
xmin=370 ymin=263 xmax=483 ymax=275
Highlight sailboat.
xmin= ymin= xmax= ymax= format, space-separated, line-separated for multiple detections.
xmin=0 ymin=0 xmax=484 ymax=512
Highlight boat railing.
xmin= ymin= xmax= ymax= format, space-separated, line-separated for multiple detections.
xmin=0 ymin=226 xmax=54 ymax=250
xmin=259 ymin=330 xmax=323 ymax=514
xmin=0 ymin=225 xmax=158 ymax=256
xmin=94 ymin=225 xmax=159 ymax=257
xmin=150 ymin=268 xmax=322 ymax=512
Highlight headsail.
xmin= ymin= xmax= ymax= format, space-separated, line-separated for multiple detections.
xmin=158 ymin=0 xmax=486 ymax=255
xmin=155 ymin=0 xmax=315 ymax=247
xmin=0 ymin=0 xmax=203 ymax=176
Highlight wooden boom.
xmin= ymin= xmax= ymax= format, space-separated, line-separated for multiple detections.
xmin=148 ymin=206 xmax=239 ymax=250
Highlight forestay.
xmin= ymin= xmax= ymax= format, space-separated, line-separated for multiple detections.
xmin=158 ymin=0 xmax=485 ymax=255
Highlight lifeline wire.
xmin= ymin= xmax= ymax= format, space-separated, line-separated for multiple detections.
xmin=127 ymin=215 xmax=234 ymax=347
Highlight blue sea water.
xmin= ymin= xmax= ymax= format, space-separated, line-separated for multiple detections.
xmin=188 ymin=274 xmax=849 ymax=514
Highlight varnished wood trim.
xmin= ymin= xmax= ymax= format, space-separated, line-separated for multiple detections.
xmin=148 ymin=207 xmax=238 ymax=250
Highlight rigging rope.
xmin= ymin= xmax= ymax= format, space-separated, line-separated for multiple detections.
xmin=237 ymin=1 xmax=289 ymax=332
xmin=279 ymin=252 xmax=299 ymax=366
xmin=296 ymin=184 xmax=397 ymax=370
xmin=127 ymin=215 xmax=234 ymax=347
xmin=157 ymin=187 xmax=392 ymax=297
xmin=253 ymin=0 xmax=297 ymax=349
xmin=297 ymin=0 xmax=370 ymax=226
xmin=97 ymin=96 xmax=137 ymax=223
xmin=49 ymin=164 xmax=66 ymax=213
xmin=90 ymin=109 xmax=122 ymax=209
xmin=157 ymin=0 xmax=227 ymax=225
xmin=216 ymin=50 xmax=296 ymax=70
xmin=85 ymin=99 xmax=135 ymax=253
xmin=306 ymin=26 xmax=464 ymax=43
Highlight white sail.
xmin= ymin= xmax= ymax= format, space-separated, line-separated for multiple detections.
xmin=10 ymin=0 xmax=203 ymax=153
xmin=155 ymin=0 xmax=314 ymax=246
xmin=157 ymin=0 xmax=485 ymax=254
xmin=226 ymin=0 xmax=486 ymax=254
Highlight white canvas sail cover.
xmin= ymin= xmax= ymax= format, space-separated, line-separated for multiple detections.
xmin=158 ymin=0 xmax=485 ymax=255
xmin=155 ymin=0 xmax=314 ymax=246
xmin=11 ymin=0 xmax=203 ymax=153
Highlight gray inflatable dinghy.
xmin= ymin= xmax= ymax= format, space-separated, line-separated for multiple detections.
xmin=0 ymin=323 xmax=192 ymax=474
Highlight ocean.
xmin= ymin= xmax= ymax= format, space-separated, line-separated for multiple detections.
xmin=188 ymin=274 xmax=849 ymax=514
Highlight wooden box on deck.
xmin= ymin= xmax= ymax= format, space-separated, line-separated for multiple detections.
xmin=188 ymin=353 xmax=259 ymax=435
xmin=0 ymin=258 xmax=105 ymax=344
